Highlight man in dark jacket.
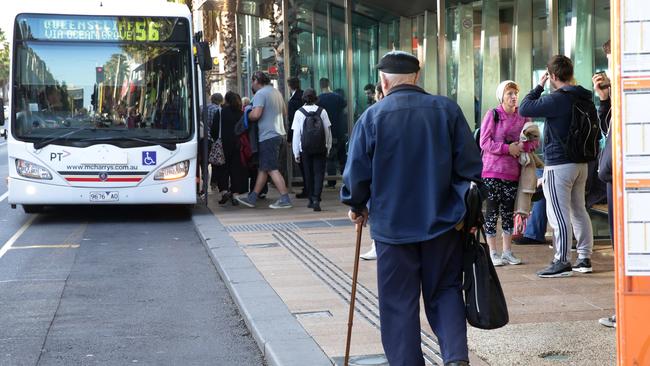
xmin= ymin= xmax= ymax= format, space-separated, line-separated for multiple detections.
xmin=519 ymin=55 xmax=595 ymax=278
xmin=287 ymin=77 xmax=307 ymax=198
xmin=341 ymin=51 xmax=482 ymax=366
xmin=318 ymin=78 xmax=348 ymax=188
xmin=287 ymin=77 xmax=304 ymax=137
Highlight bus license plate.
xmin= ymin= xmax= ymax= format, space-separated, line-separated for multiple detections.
xmin=89 ymin=191 xmax=119 ymax=202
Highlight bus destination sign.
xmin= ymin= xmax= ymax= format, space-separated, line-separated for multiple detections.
xmin=17 ymin=16 xmax=180 ymax=42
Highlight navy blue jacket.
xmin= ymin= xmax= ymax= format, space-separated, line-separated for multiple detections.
xmin=519 ymin=84 xmax=594 ymax=166
xmin=340 ymin=85 xmax=483 ymax=244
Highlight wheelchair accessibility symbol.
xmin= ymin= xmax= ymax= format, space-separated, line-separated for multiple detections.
xmin=142 ymin=151 xmax=157 ymax=166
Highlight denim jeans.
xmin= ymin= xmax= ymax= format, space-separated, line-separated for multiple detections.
xmin=523 ymin=169 xmax=548 ymax=242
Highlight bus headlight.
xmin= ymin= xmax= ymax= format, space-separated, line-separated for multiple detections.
xmin=154 ymin=160 xmax=189 ymax=180
xmin=15 ymin=159 xmax=53 ymax=180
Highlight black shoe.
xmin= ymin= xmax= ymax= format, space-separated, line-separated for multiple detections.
xmin=307 ymin=201 xmax=314 ymax=209
xmin=296 ymin=191 xmax=308 ymax=199
xmin=445 ymin=361 xmax=469 ymax=366
xmin=513 ymin=236 xmax=546 ymax=245
xmin=231 ymin=196 xmax=239 ymax=206
xmin=537 ymin=261 xmax=573 ymax=278
xmin=572 ymin=258 xmax=593 ymax=273
xmin=218 ymin=192 xmax=232 ymax=205
xmin=313 ymin=202 xmax=321 ymax=212
xmin=258 ymin=194 xmax=266 ymax=199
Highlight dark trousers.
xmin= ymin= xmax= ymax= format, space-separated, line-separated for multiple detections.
xmin=606 ymin=182 xmax=614 ymax=248
xmin=214 ymin=147 xmax=248 ymax=194
xmin=302 ymin=153 xmax=326 ymax=203
xmin=375 ymin=229 xmax=468 ymax=365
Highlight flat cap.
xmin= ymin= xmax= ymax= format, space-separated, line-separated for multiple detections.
xmin=376 ymin=51 xmax=420 ymax=74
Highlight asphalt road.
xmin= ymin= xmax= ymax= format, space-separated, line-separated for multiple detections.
xmin=0 ymin=141 xmax=265 ymax=366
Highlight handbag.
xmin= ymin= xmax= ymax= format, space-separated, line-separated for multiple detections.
xmin=512 ymin=214 xmax=527 ymax=239
xmin=209 ymin=109 xmax=226 ymax=166
xmin=462 ymin=182 xmax=509 ymax=330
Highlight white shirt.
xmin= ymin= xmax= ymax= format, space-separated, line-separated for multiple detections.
xmin=291 ymin=104 xmax=333 ymax=159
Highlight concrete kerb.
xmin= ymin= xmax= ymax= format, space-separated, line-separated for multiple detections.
xmin=192 ymin=207 xmax=333 ymax=366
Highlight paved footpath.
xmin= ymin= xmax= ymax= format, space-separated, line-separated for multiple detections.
xmin=194 ymin=187 xmax=616 ymax=366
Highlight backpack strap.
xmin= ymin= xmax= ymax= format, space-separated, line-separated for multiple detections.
xmin=298 ymin=107 xmax=309 ymax=117
xmin=492 ymin=108 xmax=499 ymax=124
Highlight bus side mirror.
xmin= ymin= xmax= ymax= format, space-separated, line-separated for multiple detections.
xmin=195 ymin=42 xmax=212 ymax=71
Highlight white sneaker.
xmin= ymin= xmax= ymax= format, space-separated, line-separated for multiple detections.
xmin=360 ymin=241 xmax=377 ymax=260
xmin=501 ymin=251 xmax=522 ymax=265
xmin=491 ymin=252 xmax=505 ymax=267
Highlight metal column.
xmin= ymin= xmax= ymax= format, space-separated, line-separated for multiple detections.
xmin=282 ymin=0 xmax=294 ymax=191
xmin=344 ymin=0 xmax=354 ymax=135
xmin=436 ymin=0 xmax=447 ymax=96
xmin=514 ymin=0 xmax=533 ymax=91
xmin=548 ymin=0 xmax=559 ymax=56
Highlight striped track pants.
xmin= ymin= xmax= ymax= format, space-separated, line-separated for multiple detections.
xmin=542 ymin=163 xmax=594 ymax=263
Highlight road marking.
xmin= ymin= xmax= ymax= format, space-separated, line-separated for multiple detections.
xmin=0 ymin=192 xmax=7 ymax=202
xmin=0 ymin=215 xmax=37 ymax=259
xmin=10 ymin=244 xmax=80 ymax=250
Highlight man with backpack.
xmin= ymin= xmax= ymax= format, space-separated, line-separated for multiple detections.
xmin=291 ymin=88 xmax=332 ymax=212
xmin=519 ymin=55 xmax=597 ymax=278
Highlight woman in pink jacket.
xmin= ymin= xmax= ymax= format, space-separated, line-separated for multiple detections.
xmin=480 ymin=80 xmax=538 ymax=266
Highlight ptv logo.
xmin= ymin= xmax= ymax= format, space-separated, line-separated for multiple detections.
xmin=50 ymin=150 xmax=71 ymax=161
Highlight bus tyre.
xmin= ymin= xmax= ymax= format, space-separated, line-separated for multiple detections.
xmin=22 ymin=205 xmax=43 ymax=214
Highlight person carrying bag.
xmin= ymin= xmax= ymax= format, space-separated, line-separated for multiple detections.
xmin=209 ymin=109 xmax=226 ymax=166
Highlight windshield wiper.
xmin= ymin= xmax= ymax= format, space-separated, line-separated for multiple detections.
xmin=33 ymin=127 xmax=95 ymax=150
xmin=80 ymin=135 xmax=177 ymax=151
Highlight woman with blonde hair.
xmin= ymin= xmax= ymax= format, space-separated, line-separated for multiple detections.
xmin=480 ymin=80 xmax=538 ymax=266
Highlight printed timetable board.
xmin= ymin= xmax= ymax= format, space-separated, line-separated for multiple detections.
xmin=621 ymin=0 xmax=650 ymax=275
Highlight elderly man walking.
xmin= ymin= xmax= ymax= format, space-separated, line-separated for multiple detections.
xmin=341 ymin=51 xmax=482 ymax=366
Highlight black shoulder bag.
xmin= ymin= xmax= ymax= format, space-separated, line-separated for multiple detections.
xmin=462 ymin=182 xmax=509 ymax=330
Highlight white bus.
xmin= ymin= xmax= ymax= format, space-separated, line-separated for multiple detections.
xmin=5 ymin=0 xmax=201 ymax=213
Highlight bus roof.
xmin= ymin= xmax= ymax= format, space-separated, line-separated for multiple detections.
xmin=10 ymin=0 xmax=191 ymax=23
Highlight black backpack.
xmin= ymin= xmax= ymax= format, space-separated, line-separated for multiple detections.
xmin=474 ymin=109 xmax=499 ymax=149
xmin=299 ymin=107 xmax=326 ymax=154
xmin=557 ymin=89 xmax=600 ymax=163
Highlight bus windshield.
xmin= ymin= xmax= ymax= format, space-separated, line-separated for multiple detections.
xmin=12 ymin=15 xmax=194 ymax=147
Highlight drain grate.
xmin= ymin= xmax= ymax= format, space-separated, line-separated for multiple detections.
xmin=540 ymin=351 xmax=570 ymax=361
xmin=292 ymin=310 xmax=333 ymax=319
xmin=226 ymin=222 xmax=300 ymax=232
xmin=242 ymin=242 xmax=280 ymax=249
xmin=331 ymin=355 xmax=389 ymax=366
xmin=226 ymin=218 xmax=353 ymax=233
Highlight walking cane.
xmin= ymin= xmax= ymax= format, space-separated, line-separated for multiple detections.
xmin=344 ymin=222 xmax=363 ymax=366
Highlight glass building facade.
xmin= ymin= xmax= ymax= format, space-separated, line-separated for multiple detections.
xmin=193 ymin=0 xmax=611 ymax=133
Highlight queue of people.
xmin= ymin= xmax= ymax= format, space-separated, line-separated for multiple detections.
xmin=200 ymin=43 xmax=616 ymax=364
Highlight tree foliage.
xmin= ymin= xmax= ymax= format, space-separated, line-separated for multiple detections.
xmin=0 ymin=28 xmax=9 ymax=85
